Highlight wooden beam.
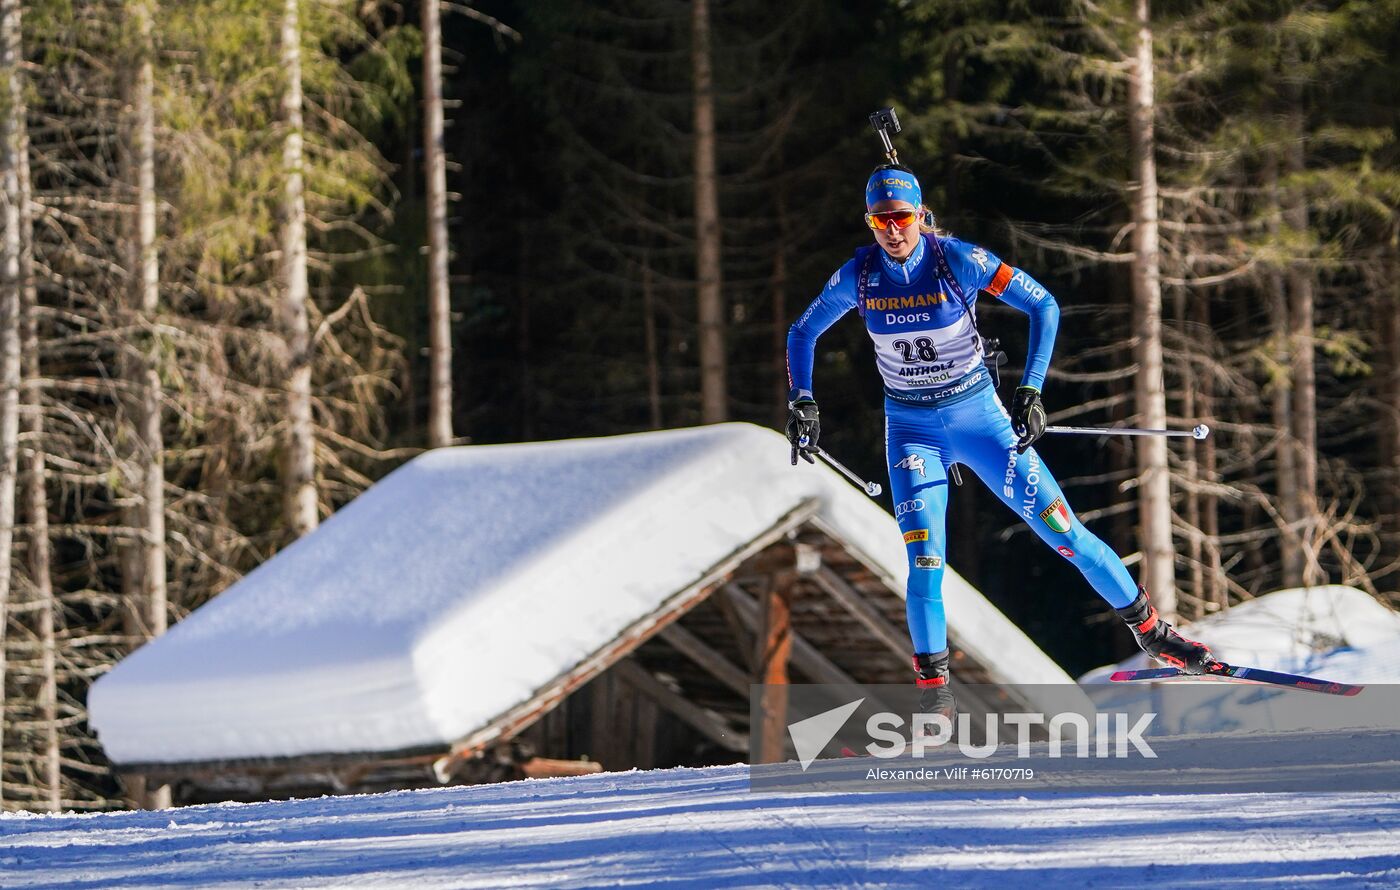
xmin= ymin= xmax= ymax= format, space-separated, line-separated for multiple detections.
xmin=521 ymin=757 xmax=604 ymax=779
xmin=801 ymin=539 xmax=1007 ymax=720
xmin=810 ymin=567 xmax=1004 ymax=719
xmin=725 ymin=582 xmax=908 ymax=720
xmin=612 ymin=659 xmax=749 ymax=753
xmin=443 ymin=498 xmax=821 ymax=764
xmin=713 ymin=583 xmax=756 ymax=671
xmin=758 ymin=575 xmax=794 ymax=687
xmin=634 ymin=691 xmax=658 ymax=769
xmin=658 ymin=623 xmax=750 ymax=698
xmin=722 ymin=583 xmax=857 ymax=688
xmin=757 ymin=566 xmax=794 ymax=763
xmin=807 ymin=515 xmax=903 ymax=593
xmin=810 ymin=566 xmax=912 ymax=659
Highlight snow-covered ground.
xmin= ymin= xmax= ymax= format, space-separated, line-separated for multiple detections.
xmin=5 ymin=759 xmax=1400 ymax=888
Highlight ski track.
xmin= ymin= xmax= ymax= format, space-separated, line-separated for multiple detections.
xmin=4 ymin=763 xmax=1400 ymax=889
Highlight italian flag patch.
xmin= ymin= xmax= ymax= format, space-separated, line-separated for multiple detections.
xmin=1039 ymin=497 xmax=1072 ymax=533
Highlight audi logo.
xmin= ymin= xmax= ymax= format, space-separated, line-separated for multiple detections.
xmin=895 ymin=498 xmax=926 ymax=518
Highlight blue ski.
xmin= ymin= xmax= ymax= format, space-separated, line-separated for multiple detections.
xmin=1110 ymin=663 xmax=1364 ymax=697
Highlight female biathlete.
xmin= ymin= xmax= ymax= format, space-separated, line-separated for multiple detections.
xmin=784 ymin=163 xmax=1215 ymax=701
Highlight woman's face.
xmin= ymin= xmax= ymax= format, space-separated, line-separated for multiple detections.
xmin=867 ymin=198 xmax=921 ymax=261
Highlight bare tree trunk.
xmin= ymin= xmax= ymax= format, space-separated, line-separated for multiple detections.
xmin=423 ymin=0 xmax=454 ymax=447
xmin=692 ymin=0 xmax=726 ymax=423
xmin=17 ymin=67 xmax=58 ymax=810
xmin=128 ymin=0 xmax=171 ymax=809
xmin=1176 ymin=293 xmax=1203 ymax=619
xmin=1194 ymin=294 xmax=1223 ymax=611
xmin=1108 ymin=377 xmax=1135 ymax=556
xmin=642 ymin=255 xmax=662 ymax=430
xmin=117 ymin=0 xmax=143 ymax=665
xmin=517 ymin=239 xmax=533 ymax=440
xmin=0 ymin=0 xmax=27 ymax=808
xmin=126 ymin=0 xmax=167 ymax=641
xmin=280 ymin=0 xmax=317 ymax=537
xmin=1126 ymin=0 xmax=1175 ymax=617
xmin=1262 ymin=153 xmax=1303 ymax=587
xmin=135 ymin=0 xmax=166 ymax=635
xmin=1269 ymin=282 xmax=1303 ymax=585
xmin=1381 ymin=277 xmax=1400 ymax=563
xmin=770 ymin=184 xmax=787 ymax=430
xmin=1285 ymin=122 xmax=1321 ymax=586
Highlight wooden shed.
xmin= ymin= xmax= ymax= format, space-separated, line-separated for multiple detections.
xmin=88 ymin=424 xmax=1077 ymax=804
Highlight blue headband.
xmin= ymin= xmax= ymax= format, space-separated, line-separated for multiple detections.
xmin=865 ymin=168 xmax=921 ymax=210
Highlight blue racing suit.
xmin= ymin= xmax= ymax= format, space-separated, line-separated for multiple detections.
xmin=787 ymin=233 xmax=1138 ymax=655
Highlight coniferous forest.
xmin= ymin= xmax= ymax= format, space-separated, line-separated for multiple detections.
xmin=1 ymin=0 xmax=1398 ymax=810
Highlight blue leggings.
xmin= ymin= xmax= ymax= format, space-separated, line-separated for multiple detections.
xmin=885 ymin=382 xmax=1138 ymax=654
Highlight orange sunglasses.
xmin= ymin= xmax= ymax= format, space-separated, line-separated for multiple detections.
xmin=864 ymin=209 xmax=919 ymax=231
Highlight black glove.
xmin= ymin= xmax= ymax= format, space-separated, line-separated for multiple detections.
xmin=1010 ymin=386 xmax=1046 ymax=454
xmin=785 ymin=396 xmax=820 ymax=465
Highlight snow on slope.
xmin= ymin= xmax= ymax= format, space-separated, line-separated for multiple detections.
xmin=1077 ymin=585 xmax=1400 ymax=736
xmin=1082 ymin=585 xmax=1400 ymax=684
xmin=89 ymin=423 xmax=1071 ymax=766
xmin=4 ymin=760 xmax=1400 ymax=889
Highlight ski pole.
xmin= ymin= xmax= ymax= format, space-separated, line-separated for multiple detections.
xmin=869 ymin=107 xmax=902 ymax=164
xmin=799 ymin=437 xmax=883 ymax=498
xmin=1046 ymin=423 xmax=1210 ymax=440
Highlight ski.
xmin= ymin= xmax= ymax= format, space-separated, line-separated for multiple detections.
xmin=1109 ymin=663 xmax=1364 ymax=697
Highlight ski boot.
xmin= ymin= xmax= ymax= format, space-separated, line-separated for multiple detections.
xmin=1116 ymin=588 xmax=1217 ymax=675
xmin=913 ymin=650 xmax=957 ymax=728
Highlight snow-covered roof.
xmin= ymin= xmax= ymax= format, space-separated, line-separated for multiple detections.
xmin=89 ymin=423 xmax=1071 ymax=765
